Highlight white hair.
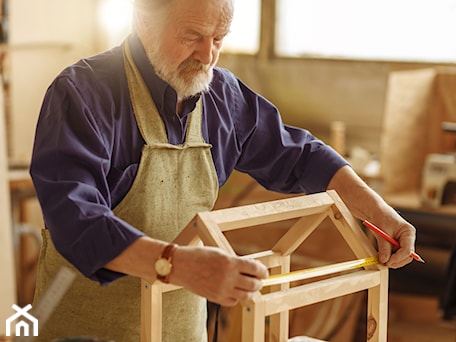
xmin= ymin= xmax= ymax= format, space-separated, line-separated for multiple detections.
xmin=132 ymin=0 xmax=173 ymax=32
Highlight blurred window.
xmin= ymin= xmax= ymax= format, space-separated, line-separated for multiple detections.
xmin=276 ymin=0 xmax=456 ymax=62
xmin=222 ymin=0 xmax=261 ymax=54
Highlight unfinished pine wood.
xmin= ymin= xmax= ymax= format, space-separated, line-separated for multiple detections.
xmin=141 ymin=280 xmax=182 ymax=342
xmin=141 ymin=190 xmax=389 ymax=342
xmin=266 ymin=253 xmax=290 ymax=341
xmin=380 ymin=67 xmax=456 ymax=195
xmin=367 ymin=269 xmax=389 ymax=341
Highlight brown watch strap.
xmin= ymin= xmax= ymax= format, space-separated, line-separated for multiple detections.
xmin=157 ymin=243 xmax=177 ymax=283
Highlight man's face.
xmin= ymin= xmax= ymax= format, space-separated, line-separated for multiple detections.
xmin=140 ymin=0 xmax=233 ymax=100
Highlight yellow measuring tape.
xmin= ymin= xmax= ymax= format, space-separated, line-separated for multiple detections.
xmin=262 ymin=255 xmax=379 ymax=287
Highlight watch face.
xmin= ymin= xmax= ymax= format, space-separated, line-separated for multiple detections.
xmin=155 ymin=258 xmax=171 ymax=276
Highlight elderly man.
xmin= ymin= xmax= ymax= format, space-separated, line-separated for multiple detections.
xmin=30 ymin=0 xmax=417 ymax=341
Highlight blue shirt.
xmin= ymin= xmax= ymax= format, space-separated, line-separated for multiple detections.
xmin=30 ymin=35 xmax=348 ymax=284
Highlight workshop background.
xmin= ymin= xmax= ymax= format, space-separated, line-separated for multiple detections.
xmin=1 ymin=0 xmax=455 ymax=341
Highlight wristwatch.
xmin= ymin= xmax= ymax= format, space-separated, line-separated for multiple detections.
xmin=154 ymin=243 xmax=177 ymax=283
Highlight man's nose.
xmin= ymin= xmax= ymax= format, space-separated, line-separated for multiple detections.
xmin=194 ymin=37 xmax=214 ymax=66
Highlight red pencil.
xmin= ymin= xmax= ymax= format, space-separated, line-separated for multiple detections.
xmin=363 ymin=220 xmax=425 ymax=263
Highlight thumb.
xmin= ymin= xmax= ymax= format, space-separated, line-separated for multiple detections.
xmin=377 ymin=239 xmax=393 ymax=264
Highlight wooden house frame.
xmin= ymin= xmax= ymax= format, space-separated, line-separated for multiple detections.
xmin=141 ymin=190 xmax=389 ymax=342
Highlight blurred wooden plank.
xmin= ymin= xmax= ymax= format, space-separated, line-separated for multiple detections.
xmin=0 ymin=80 xmax=16 ymax=335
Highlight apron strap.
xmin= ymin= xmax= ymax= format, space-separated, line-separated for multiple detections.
xmin=185 ymin=99 xmax=206 ymax=144
xmin=123 ymin=38 xmax=206 ymax=146
xmin=123 ymin=39 xmax=167 ymax=145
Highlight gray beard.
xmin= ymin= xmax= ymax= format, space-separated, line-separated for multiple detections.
xmin=146 ymin=48 xmax=214 ymax=100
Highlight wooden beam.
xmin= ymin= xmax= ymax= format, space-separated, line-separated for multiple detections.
xmin=200 ymin=194 xmax=333 ymax=231
xmin=262 ymin=270 xmax=382 ymax=316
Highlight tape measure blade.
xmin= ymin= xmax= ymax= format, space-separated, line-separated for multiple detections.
xmin=262 ymin=256 xmax=378 ymax=287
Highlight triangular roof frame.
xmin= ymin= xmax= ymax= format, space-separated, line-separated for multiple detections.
xmin=141 ymin=190 xmax=388 ymax=342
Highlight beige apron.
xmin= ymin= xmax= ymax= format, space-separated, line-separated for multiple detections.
xmin=32 ymin=39 xmax=219 ymax=342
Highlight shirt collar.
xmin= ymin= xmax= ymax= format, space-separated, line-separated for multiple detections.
xmin=128 ymin=34 xmax=200 ymax=118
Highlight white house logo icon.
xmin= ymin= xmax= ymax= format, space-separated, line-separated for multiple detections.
xmin=5 ymin=304 xmax=39 ymax=337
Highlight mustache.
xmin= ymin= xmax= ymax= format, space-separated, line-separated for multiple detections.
xmin=178 ymin=58 xmax=211 ymax=73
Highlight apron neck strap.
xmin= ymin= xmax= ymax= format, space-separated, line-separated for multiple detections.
xmin=122 ymin=38 xmax=205 ymax=145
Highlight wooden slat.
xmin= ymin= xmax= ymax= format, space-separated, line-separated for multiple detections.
xmin=202 ymin=193 xmax=334 ymax=231
xmin=263 ymin=270 xmax=382 ymax=316
xmin=141 ymin=280 xmax=153 ymax=342
xmin=194 ymin=212 xmax=236 ymax=255
xmin=242 ymin=298 xmax=266 ymax=342
xmin=172 ymin=216 xmax=202 ymax=247
xmin=240 ymin=250 xmax=284 ymax=269
xmin=272 ymin=212 xmax=328 ymax=256
xmin=267 ymin=255 xmax=290 ymax=342
xmin=367 ymin=269 xmax=389 ymax=341
xmin=327 ymin=191 xmax=380 ymax=260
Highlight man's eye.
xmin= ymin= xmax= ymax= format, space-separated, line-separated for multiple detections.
xmin=184 ymin=34 xmax=200 ymax=42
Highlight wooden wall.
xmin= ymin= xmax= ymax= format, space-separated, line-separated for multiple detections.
xmin=218 ymin=54 xmax=455 ymax=157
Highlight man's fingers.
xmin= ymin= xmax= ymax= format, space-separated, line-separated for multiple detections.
xmin=377 ymin=239 xmax=393 ymax=264
xmin=376 ymin=223 xmax=417 ymax=268
xmin=238 ymin=258 xmax=269 ymax=279
xmin=237 ymin=273 xmax=264 ymax=292
xmin=386 ymin=248 xmax=414 ymax=268
xmin=172 ymin=246 xmax=270 ymax=306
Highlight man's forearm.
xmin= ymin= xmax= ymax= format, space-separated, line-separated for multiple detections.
xmin=327 ymin=165 xmax=416 ymax=268
xmin=326 ymin=165 xmax=394 ymax=221
xmin=104 ymin=236 xmax=166 ymax=283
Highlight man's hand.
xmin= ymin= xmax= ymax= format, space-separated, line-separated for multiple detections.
xmin=169 ymin=245 xmax=269 ymax=306
xmin=373 ymin=218 xmax=417 ymax=268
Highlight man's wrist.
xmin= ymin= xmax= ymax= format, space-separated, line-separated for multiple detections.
xmin=154 ymin=243 xmax=177 ymax=283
